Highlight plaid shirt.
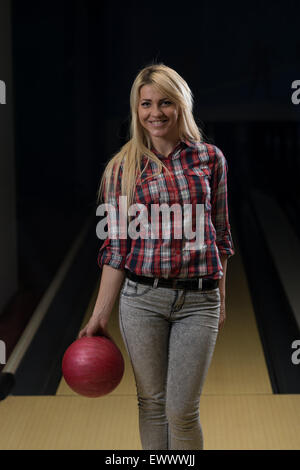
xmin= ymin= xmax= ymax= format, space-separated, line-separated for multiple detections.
xmin=97 ymin=139 xmax=235 ymax=280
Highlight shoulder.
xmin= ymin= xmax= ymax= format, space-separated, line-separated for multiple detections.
xmin=190 ymin=142 xmax=229 ymax=181
xmin=196 ymin=142 xmax=228 ymax=171
xmin=197 ymin=141 xmax=225 ymax=160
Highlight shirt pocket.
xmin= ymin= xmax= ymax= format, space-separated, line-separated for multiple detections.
xmin=136 ymin=175 xmax=161 ymax=205
xmin=184 ymin=165 xmax=211 ymax=178
xmin=182 ymin=166 xmax=211 ymax=203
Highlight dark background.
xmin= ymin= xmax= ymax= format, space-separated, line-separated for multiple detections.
xmin=1 ymin=0 xmax=300 ymax=391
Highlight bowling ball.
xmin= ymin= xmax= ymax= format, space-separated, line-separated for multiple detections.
xmin=62 ymin=336 xmax=124 ymax=398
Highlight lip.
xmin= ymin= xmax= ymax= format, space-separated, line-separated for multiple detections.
xmin=148 ymin=119 xmax=168 ymax=123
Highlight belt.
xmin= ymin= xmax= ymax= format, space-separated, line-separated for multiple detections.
xmin=125 ymin=269 xmax=219 ymax=291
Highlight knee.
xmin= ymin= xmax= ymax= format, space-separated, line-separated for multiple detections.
xmin=166 ymin=402 xmax=199 ymax=429
xmin=137 ymin=391 xmax=166 ymax=411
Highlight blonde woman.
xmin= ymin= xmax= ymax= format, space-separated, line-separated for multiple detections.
xmin=79 ymin=63 xmax=235 ymax=450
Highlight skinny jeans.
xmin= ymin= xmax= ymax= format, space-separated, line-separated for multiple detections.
xmin=119 ymin=277 xmax=221 ymax=450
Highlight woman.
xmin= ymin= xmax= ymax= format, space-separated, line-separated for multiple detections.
xmin=79 ymin=63 xmax=235 ymax=450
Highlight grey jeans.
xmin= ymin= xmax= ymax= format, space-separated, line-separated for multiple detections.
xmin=119 ymin=277 xmax=221 ymax=450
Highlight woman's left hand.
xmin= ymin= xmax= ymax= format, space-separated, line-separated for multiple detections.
xmin=218 ymin=298 xmax=226 ymax=330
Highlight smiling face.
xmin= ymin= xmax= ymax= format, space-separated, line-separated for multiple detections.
xmin=138 ymin=84 xmax=180 ymax=144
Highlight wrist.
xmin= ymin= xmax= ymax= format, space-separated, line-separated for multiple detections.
xmin=92 ymin=308 xmax=110 ymax=319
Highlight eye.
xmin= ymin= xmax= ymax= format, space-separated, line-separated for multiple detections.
xmin=140 ymin=100 xmax=172 ymax=107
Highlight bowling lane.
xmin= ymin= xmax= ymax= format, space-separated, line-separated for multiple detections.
xmin=0 ymin=394 xmax=299 ymax=449
xmin=203 ymin=220 xmax=273 ymax=395
xmin=2 ymin=217 xmax=300 ymax=450
xmin=56 ymin=218 xmax=272 ymax=397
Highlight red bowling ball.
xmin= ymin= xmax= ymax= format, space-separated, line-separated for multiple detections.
xmin=62 ymin=336 xmax=124 ymax=397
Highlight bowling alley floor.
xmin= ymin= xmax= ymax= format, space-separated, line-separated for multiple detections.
xmin=0 ymin=226 xmax=300 ymax=450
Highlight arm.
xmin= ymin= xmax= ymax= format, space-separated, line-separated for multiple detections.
xmin=97 ymin=161 xmax=128 ymax=271
xmin=218 ymin=253 xmax=227 ymax=331
xmin=218 ymin=253 xmax=228 ymax=303
xmin=210 ymin=146 xmax=235 ymax=262
xmin=79 ymin=162 xmax=128 ymax=338
xmin=78 ymin=265 xmax=125 ymax=338
xmin=210 ymin=146 xmax=234 ymax=330
xmin=92 ymin=265 xmax=126 ymax=316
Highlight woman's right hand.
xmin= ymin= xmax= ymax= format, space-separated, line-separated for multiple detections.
xmin=78 ymin=313 xmax=112 ymax=340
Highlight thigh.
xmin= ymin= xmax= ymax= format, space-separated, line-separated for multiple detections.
xmin=119 ymin=281 xmax=170 ymax=396
xmin=167 ymin=289 xmax=220 ymax=406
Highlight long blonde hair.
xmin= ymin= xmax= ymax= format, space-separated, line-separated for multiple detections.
xmin=97 ymin=63 xmax=202 ymax=210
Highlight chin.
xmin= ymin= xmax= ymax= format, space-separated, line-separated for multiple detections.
xmin=148 ymin=127 xmax=170 ymax=137
xmin=150 ymin=130 xmax=168 ymax=137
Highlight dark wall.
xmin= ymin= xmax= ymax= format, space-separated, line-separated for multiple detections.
xmin=12 ymin=0 xmax=300 ymax=199
xmin=8 ymin=0 xmax=300 ymax=300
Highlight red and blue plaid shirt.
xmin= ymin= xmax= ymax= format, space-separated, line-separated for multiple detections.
xmin=97 ymin=139 xmax=235 ymax=280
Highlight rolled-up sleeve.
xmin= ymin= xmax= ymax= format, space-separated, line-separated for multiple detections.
xmin=97 ymin=164 xmax=128 ymax=270
xmin=210 ymin=146 xmax=235 ymax=258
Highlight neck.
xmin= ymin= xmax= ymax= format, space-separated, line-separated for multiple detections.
xmin=151 ymin=136 xmax=181 ymax=158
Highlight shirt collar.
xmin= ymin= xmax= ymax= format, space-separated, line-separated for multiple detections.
xmin=150 ymin=137 xmax=198 ymax=159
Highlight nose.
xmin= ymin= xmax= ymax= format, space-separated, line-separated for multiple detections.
xmin=149 ymin=103 xmax=164 ymax=116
